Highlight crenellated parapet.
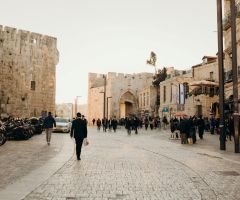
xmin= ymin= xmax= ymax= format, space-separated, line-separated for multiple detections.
xmin=88 ymin=72 xmax=154 ymax=89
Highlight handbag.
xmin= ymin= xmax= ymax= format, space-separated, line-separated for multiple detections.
xmin=83 ymin=138 xmax=89 ymax=146
xmin=188 ymin=138 xmax=193 ymax=145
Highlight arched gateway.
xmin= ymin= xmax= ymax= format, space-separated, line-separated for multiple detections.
xmin=119 ymin=91 xmax=138 ymax=118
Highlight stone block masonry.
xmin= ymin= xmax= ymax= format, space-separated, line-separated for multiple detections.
xmin=0 ymin=25 xmax=59 ymax=118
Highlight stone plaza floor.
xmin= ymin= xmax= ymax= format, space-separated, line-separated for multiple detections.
xmin=0 ymin=127 xmax=240 ymax=200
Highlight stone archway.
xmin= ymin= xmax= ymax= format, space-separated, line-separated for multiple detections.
xmin=119 ymin=91 xmax=137 ymax=118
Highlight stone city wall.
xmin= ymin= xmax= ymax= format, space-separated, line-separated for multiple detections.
xmin=0 ymin=25 xmax=59 ymax=118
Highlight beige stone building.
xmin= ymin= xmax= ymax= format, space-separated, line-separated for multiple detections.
xmin=56 ymin=103 xmax=73 ymax=119
xmin=56 ymin=103 xmax=87 ymax=120
xmin=223 ymin=0 xmax=240 ymax=102
xmin=0 ymin=25 xmax=59 ymax=118
xmin=159 ymin=72 xmax=192 ymax=119
xmin=158 ymin=57 xmax=220 ymax=119
xmin=138 ymin=86 xmax=158 ymax=117
xmin=88 ymin=72 xmax=154 ymax=121
xmin=185 ymin=57 xmax=219 ymax=117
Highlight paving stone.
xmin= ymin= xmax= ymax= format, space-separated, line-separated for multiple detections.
xmin=2 ymin=127 xmax=240 ymax=200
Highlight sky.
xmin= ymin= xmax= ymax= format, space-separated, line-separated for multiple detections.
xmin=0 ymin=0 xmax=218 ymax=104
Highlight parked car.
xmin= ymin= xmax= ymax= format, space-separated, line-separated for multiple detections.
xmin=53 ymin=118 xmax=71 ymax=133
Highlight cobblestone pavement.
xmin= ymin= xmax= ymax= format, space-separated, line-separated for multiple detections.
xmin=0 ymin=132 xmax=73 ymax=200
xmin=22 ymin=127 xmax=240 ymax=200
xmin=0 ymin=133 xmax=65 ymax=190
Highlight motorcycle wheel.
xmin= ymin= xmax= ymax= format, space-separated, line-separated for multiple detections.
xmin=0 ymin=132 xmax=7 ymax=146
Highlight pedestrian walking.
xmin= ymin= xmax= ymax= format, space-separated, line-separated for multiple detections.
xmin=149 ymin=117 xmax=154 ymax=130
xmin=173 ymin=117 xmax=179 ymax=139
xmin=43 ymin=112 xmax=56 ymax=145
xmin=179 ymin=117 xmax=187 ymax=144
xmin=96 ymin=118 xmax=101 ymax=131
xmin=227 ymin=116 xmax=234 ymax=141
xmin=92 ymin=118 xmax=96 ymax=126
xmin=210 ymin=116 xmax=215 ymax=135
xmin=197 ymin=115 xmax=205 ymax=139
xmin=162 ymin=116 xmax=168 ymax=130
xmin=144 ymin=117 xmax=149 ymax=130
xmin=170 ymin=118 xmax=176 ymax=139
xmin=71 ymin=112 xmax=88 ymax=160
xmin=157 ymin=117 xmax=161 ymax=130
xmin=108 ymin=118 xmax=112 ymax=132
xmin=133 ymin=117 xmax=139 ymax=134
xmin=125 ymin=117 xmax=132 ymax=135
xmin=111 ymin=117 xmax=118 ymax=132
xmin=189 ymin=117 xmax=196 ymax=144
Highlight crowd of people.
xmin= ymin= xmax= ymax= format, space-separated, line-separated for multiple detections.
xmin=91 ymin=116 xmax=167 ymax=135
xmin=169 ymin=114 xmax=235 ymax=144
xmin=92 ymin=114 xmax=234 ymax=145
xmin=169 ymin=115 xmax=205 ymax=144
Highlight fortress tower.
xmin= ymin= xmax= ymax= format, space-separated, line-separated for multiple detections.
xmin=0 ymin=25 xmax=59 ymax=118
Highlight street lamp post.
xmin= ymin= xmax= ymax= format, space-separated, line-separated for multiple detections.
xmin=106 ymin=96 xmax=112 ymax=120
xmin=216 ymin=0 xmax=226 ymax=150
xmin=230 ymin=0 xmax=240 ymax=153
xmin=100 ymin=74 xmax=107 ymax=119
xmin=75 ymin=96 xmax=81 ymax=116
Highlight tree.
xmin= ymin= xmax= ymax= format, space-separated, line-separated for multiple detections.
xmin=152 ymin=67 xmax=167 ymax=87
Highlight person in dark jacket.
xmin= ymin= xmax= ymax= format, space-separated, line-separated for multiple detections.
xmin=198 ymin=115 xmax=205 ymax=139
xmin=111 ymin=117 xmax=118 ymax=132
xmin=125 ymin=117 xmax=132 ymax=135
xmin=133 ymin=117 xmax=139 ymax=134
xmin=210 ymin=116 xmax=215 ymax=135
xmin=96 ymin=118 xmax=101 ymax=131
xmin=179 ymin=117 xmax=188 ymax=144
xmin=43 ymin=112 xmax=56 ymax=145
xmin=228 ymin=116 xmax=234 ymax=141
xmin=102 ymin=118 xmax=108 ymax=132
xmin=92 ymin=118 xmax=96 ymax=126
xmin=71 ymin=112 xmax=88 ymax=160
xmin=189 ymin=117 xmax=197 ymax=144
xmin=144 ymin=117 xmax=149 ymax=130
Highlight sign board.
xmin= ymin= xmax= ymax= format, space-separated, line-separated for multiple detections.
xmin=162 ymin=107 xmax=169 ymax=112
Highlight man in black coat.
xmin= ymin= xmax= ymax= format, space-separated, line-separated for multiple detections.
xmin=197 ymin=115 xmax=205 ymax=139
xmin=71 ymin=112 xmax=88 ymax=160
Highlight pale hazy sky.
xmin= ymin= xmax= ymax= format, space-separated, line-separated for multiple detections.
xmin=0 ymin=0 xmax=218 ymax=104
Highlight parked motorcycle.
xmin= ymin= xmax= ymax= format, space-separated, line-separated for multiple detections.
xmin=0 ymin=121 xmax=7 ymax=146
xmin=29 ymin=117 xmax=43 ymax=134
xmin=4 ymin=119 xmax=29 ymax=140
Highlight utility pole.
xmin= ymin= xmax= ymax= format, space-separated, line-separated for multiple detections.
xmin=217 ymin=0 xmax=226 ymax=150
xmin=100 ymin=75 xmax=107 ymax=119
xmin=230 ymin=0 xmax=240 ymax=153
xmin=106 ymin=96 xmax=112 ymax=120
xmin=103 ymin=75 xmax=106 ymax=119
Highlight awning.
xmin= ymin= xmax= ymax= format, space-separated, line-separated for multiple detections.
xmin=189 ymin=80 xmax=219 ymax=87
xmin=174 ymin=112 xmax=188 ymax=117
